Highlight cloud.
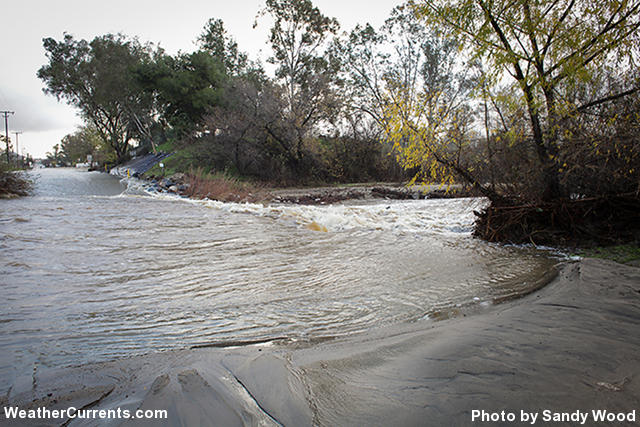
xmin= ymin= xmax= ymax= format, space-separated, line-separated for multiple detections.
xmin=0 ymin=84 xmax=78 ymax=133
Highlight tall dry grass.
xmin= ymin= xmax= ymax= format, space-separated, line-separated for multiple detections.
xmin=183 ymin=168 xmax=261 ymax=202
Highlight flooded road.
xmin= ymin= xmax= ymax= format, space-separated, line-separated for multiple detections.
xmin=0 ymin=168 xmax=556 ymax=390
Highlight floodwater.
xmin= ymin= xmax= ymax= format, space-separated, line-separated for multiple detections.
xmin=0 ymin=168 xmax=556 ymax=390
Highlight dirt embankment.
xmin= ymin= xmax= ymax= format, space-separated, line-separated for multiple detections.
xmin=267 ymin=183 xmax=478 ymax=204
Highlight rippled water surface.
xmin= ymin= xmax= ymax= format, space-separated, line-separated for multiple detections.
xmin=0 ymin=168 xmax=555 ymax=389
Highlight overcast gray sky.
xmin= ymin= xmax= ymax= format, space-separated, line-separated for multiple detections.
xmin=0 ymin=0 xmax=403 ymax=158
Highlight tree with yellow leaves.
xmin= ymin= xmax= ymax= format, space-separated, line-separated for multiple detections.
xmin=387 ymin=0 xmax=640 ymax=202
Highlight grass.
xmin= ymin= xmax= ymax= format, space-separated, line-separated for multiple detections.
xmin=183 ymin=168 xmax=261 ymax=202
xmin=142 ymin=140 xmax=200 ymax=177
xmin=577 ymin=244 xmax=640 ymax=265
xmin=138 ymin=142 xmax=265 ymax=201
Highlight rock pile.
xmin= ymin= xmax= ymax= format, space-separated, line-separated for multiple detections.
xmin=144 ymin=173 xmax=190 ymax=195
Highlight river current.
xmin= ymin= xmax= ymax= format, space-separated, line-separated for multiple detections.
xmin=0 ymin=168 xmax=556 ymax=391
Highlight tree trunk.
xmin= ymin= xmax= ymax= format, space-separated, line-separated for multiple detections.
xmin=522 ymin=84 xmax=562 ymax=201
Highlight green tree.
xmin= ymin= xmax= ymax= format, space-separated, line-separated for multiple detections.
xmin=135 ymin=50 xmax=227 ymax=137
xmin=0 ymin=135 xmax=12 ymax=164
xmin=60 ymin=130 xmax=93 ymax=165
xmin=45 ymin=144 xmax=65 ymax=167
xmin=257 ymin=0 xmax=340 ymax=167
xmin=409 ymin=0 xmax=640 ymax=201
xmin=38 ymin=33 xmax=154 ymax=163
xmin=59 ymin=124 xmax=109 ymax=165
xmin=198 ymin=18 xmax=248 ymax=75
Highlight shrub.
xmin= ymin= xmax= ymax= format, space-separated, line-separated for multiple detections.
xmin=0 ymin=163 xmax=32 ymax=198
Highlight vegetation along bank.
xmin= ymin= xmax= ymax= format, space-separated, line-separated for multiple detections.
xmin=35 ymin=0 xmax=640 ymax=246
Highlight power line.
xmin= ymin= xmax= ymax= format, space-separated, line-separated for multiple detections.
xmin=1 ymin=111 xmax=15 ymax=164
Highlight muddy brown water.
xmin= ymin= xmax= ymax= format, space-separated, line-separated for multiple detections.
xmin=0 ymin=168 xmax=557 ymax=391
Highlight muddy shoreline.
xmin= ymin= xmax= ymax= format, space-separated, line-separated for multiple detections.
xmin=266 ymin=183 xmax=479 ymax=205
xmin=113 ymin=154 xmax=478 ymax=204
xmin=2 ymin=258 xmax=639 ymax=426
xmin=137 ymin=170 xmax=479 ymax=204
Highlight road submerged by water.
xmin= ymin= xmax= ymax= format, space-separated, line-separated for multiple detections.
xmin=3 ymin=258 xmax=640 ymax=426
xmin=1 ymin=168 xmax=556 ymax=394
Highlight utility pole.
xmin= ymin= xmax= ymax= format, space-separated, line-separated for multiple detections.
xmin=1 ymin=111 xmax=15 ymax=164
xmin=13 ymin=131 xmax=22 ymax=168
